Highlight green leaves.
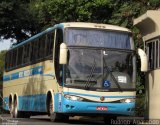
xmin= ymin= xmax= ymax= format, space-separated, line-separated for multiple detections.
xmin=0 ymin=0 xmax=40 ymax=43
xmin=149 ymin=0 xmax=160 ymax=8
xmin=0 ymin=0 xmax=159 ymax=43
xmin=0 ymin=0 xmax=158 ymax=72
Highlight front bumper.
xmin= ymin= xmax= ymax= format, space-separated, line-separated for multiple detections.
xmin=61 ymin=98 xmax=135 ymax=116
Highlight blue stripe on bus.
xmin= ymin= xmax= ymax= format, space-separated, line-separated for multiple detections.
xmin=3 ymin=66 xmax=43 ymax=82
xmin=3 ymin=94 xmax=47 ymax=112
xmin=11 ymin=73 xmax=19 ymax=80
xmin=3 ymin=75 xmax=11 ymax=81
xmin=63 ymin=92 xmax=135 ymax=98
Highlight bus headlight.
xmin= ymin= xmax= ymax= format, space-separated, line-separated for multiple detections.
xmin=64 ymin=95 xmax=84 ymax=101
xmin=120 ymin=98 xmax=135 ymax=103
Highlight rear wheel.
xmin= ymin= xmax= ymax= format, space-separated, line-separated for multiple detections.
xmin=13 ymin=100 xmax=18 ymax=118
xmin=9 ymin=102 xmax=14 ymax=118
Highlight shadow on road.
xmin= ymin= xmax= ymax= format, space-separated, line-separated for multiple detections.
xmin=1 ymin=114 xmax=106 ymax=125
xmin=32 ymin=117 xmax=105 ymax=125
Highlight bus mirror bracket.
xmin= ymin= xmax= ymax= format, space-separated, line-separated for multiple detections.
xmin=137 ymin=48 xmax=148 ymax=72
xmin=59 ymin=43 xmax=67 ymax=64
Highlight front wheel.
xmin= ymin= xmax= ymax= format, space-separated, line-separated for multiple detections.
xmin=104 ymin=116 xmax=117 ymax=125
xmin=50 ymin=113 xmax=69 ymax=122
xmin=49 ymin=98 xmax=58 ymax=122
xmin=49 ymin=98 xmax=69 ymax=122
xmin=50 ymin=113 xmax=60 ymax=122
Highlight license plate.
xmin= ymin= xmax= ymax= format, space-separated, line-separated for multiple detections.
xmin=96 ymin=106 xmax=108 ymax=111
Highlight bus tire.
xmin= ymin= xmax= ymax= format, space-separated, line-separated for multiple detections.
xmin=13 ymin=98 xmax=19 ymax=118
xmin=61 ymin=114 xmax=69 ymax=122
xmin=9 ymin=94 xmax=14 ymax=118
xmin=12 ymin=95 xmax=23 ymax=118
xmin=103 ymin=115 xmax=116 ymax=125
xmin=50 ymin=113 xmax=69 ymax=122
xmin=48 ymin=94 xmax=69 ymax=122
xmin=49 ymin=98 xmax=59 ymax=122
xmin=50 ymin=113 xmax=61 ymax=122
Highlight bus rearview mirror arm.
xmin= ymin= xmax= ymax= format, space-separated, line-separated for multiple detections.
xmin=59 ymin=43 xmax=67 ymax=64
xmin=137 ymin=48 xmax=148 ymax=72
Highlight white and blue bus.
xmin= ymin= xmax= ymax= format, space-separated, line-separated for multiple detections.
xmin=3 ymin=22 xmax=147 ymax=123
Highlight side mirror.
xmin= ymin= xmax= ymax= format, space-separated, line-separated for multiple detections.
xmin=137 ymin=48 xmax=148 ymax=72
xmin=59 ymin=43 xmax=67 ymax=64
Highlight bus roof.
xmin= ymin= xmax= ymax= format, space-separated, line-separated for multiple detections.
xmin=61 ymin=22 xmax=131 ymax=32
xmin=10 ymin=22 xmax=131 ymax=50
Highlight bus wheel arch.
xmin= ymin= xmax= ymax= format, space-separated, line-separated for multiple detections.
xmin=46 ymin=90 xmax=69 ymax=122
xmin=46 ymin=90 xmax=63 ymax=122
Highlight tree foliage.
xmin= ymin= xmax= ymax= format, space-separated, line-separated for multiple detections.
xmin=0 ymin=0 xmax=41 ymax=43
xmin=0 ymin=0 xmax=160 ymax=43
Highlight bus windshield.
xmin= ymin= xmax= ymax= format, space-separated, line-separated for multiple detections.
xmin=65 ymin=48 xmax=136 ymax=91
xmin=65 ymin=28 xmax=131 ymax=49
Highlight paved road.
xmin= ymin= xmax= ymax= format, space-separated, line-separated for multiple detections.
xmin=1 ymin=114 xmax=152 ymax=125
xmin=0 ymin=114 xmax=105 ymax=125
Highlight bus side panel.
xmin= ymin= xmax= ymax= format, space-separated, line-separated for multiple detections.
xmin=3 ymin=60 xmax=57 ymax=112
xmin=3 ymin=94 xmax=47 ymax=112
xmin=54 ymin=93 xmax=63 ymax=113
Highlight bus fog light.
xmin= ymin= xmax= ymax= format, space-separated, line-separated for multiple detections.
xmin=66 ymin=105 xmax=70 ymax=108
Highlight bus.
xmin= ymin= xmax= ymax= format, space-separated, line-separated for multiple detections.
xmin=134 ymin=10 xmax=160 ymax=119
xmin=3 ymin=22 xmax=147 ymax=124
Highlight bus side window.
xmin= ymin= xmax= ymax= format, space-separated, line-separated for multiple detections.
xmin=39 ymin=36 xmax=46 ymax=60
xmin=5 ymin=52 xmax=9 ymax=71
xmin=12 ymin=49 xmax=17 ymax=68
xmin=23 ymin=43 xmax=30 ymax=65
xmin=17 ymin=46 xmax=23 ymax=67
xmin=30 ymin=40 xmax=38 ymax=63
xmin=55 ymin=29 xmax=63 ymax=84
xmin=9 ymin=51 xmax=13 ymax=70
xmin=46 ymin=31 xmax=54 ymax=58
xmin=35 ymin=40 xmax=39 ymax=61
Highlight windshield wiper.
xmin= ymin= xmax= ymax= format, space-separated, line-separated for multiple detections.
xmin=85 ymin=58 xmax=96 ymax=89
xmin=103 ymin=58 xmax=123 ymax=92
